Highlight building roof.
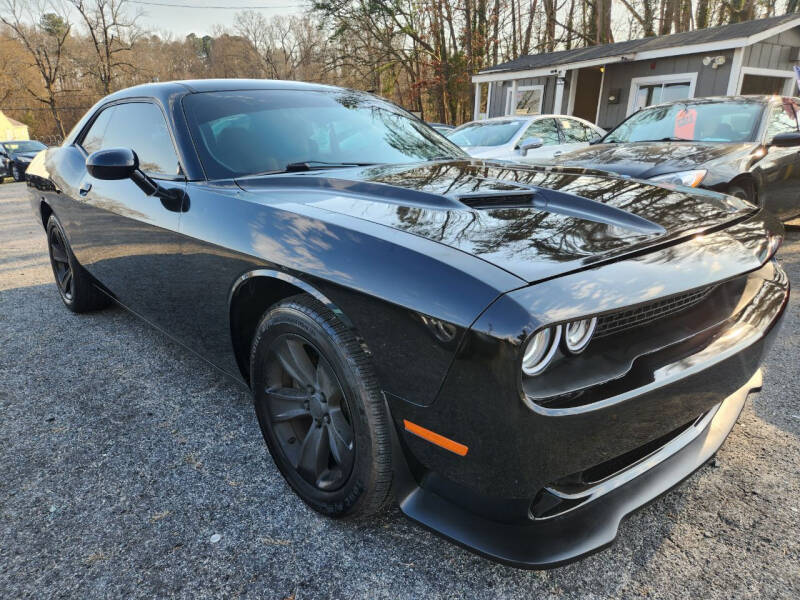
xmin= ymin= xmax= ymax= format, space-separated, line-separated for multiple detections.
xmin=480 ymin=14 xmax=800 ymax=74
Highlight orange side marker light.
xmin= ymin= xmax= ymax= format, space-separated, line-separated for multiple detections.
xmin=403 ymin=419 xmax=468 ymax=456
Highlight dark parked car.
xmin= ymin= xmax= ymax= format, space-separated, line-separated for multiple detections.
xmin=551 ymin=96 xmax=800 ymax=221
xmin=1 ymin=139 xmax=47 ymax=181
xmin=26 ymin=80 xmax=788 ymax=568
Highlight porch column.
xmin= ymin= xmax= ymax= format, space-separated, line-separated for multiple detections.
xmin=511 ymin=80 xmax=518 ymax=115
xmin=473 ymin=83 xmax=481 ymax=120
xmin=486 ymin=82 xmax=493 ymax=118
xmin=553 ymin=70 xmax=566 ymax=114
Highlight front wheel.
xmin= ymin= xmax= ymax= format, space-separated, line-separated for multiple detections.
xmin=46 ymin=214 xmax=110 ymax=312
xmin=11 ymin=164 xmax=22 ymax=181
xmin=250 ymin=295 xmax=393 ymax=519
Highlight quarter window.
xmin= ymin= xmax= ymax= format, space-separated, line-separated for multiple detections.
xmin=521 ymin=119 xmax=560 ymax=146
xmin=81 ymin=102 xmax=180 ymax=177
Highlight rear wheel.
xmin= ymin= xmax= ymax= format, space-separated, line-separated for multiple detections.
xmin=250 ymin=295 xmax=393 ymax=519
xmin=46 ymin=214 xmax=110 ymax=313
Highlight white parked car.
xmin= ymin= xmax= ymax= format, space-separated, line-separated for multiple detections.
xmin=446 ymin=115 xmax=605 ymax=163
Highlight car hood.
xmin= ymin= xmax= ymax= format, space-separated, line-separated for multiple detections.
xmin=236 ymin=160 xmax=756 ymax=283
xmin=553 ymin=141 xmax=754 ymax=178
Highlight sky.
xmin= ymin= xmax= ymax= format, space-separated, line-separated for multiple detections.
xmin=122 ymin=0 xmax=308 ymax=38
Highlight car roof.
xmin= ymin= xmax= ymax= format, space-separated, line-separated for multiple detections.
xmin=101 ymin=79 xmax=345 ymax=103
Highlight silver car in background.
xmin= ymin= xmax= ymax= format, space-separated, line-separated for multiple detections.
xmin=447 ymin=115 xmax=605 ymax=162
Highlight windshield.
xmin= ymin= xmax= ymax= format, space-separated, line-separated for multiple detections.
xmin=182 ymin=89 xmax=466 ymax=178
xmin=604 ymin=101 xmax=765 ymax=143
xmin=3 ymin=141 xmax=46 ymax=153
xmin=447 ymin=120 xmax=526 ymax=147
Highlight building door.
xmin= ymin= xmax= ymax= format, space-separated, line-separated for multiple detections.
xmin=571 ymin=68 xmax=603 ymax=123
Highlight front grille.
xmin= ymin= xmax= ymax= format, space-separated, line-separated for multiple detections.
xmin=594 ymin=285 xmax=716 ymax=338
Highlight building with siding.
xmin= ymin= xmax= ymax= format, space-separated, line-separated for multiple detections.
xmin=0 ymin=111 xmax=29 ymax=141
xmin=471 ymin=14 xmax=800 ymax=130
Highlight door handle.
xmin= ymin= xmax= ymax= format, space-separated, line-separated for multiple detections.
xmin=79 ymin=182 xmax=92 ymax=196
xmin=553 ymin=151 xmax=563 ymax=157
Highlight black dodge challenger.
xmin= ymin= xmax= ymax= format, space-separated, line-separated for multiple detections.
xmin=26 ymin=80 xmax=789 ymax=568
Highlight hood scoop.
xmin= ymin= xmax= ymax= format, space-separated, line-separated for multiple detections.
xmin=457 ymin=185 xmax=666 ymax=236
xmin=458 ymin=190 xmax=535 ymax=209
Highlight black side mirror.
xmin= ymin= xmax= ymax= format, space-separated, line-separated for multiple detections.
xmin=86 ymin=147 xmax=138 ymax=180
xmin=86 ymin=147 xmax=165 ymax=198
xmin=771 ymin=132 xmax=800 ymax=147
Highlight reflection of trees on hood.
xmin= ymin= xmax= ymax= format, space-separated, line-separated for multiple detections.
xmin=382 ymin=164 xmax=740 ymax=264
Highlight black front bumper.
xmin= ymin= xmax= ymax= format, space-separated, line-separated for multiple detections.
xmin=392 ymin=369 xmax=762 ymax=568
xmin=388 ymin=249 xmax=788 ymax=568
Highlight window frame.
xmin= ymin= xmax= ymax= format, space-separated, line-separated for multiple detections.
xmin=626 ymin=72 xmax=698 ymax=116
xmin=506 ymin=84 xmax=545 ymax=116
xmin=75 ymin=98 xmax=186 ymax=182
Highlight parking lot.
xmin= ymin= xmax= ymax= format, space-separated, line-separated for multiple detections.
xmin=1 ymin=180 xmax=798 ymax=599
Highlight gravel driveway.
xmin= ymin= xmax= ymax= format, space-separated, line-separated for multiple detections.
xmin=1 ymin=181 xmax=798 ymax=599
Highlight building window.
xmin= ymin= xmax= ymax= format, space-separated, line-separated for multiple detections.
xmin=628 ymin=72 xmax=697 ymax=115
xmin=506 ymin=85 xmax=544 ymax=116
xmin=738 ymin=68 xmax=794 ymax=96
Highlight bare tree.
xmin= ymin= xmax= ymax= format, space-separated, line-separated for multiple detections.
xmin=0 ymin=0 xmax=71 ymax=136
xmin=68 ymin=0 xmax=142 ymax=94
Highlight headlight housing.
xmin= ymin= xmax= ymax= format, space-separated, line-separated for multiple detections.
xmin=562 ymin=317 xmax=597 ymax=354
xmin=648 ymin=169 xmax=707 ymax=188
xmin=521 ymin=325 xmax=561 ymax=376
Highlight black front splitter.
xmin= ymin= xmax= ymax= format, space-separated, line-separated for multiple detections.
xmin=392 ymin=370 xmax=762 ymax=569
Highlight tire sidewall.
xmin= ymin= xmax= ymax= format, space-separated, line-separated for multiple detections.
xmin=46 ymin=215 xmax=76 ymax=309
xmin=251 ymin=303 xmax=379 ymax=517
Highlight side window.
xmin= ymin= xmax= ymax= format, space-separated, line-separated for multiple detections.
xmin=522 ymin=118 xmax=560 ymax=146
xmin=97 ymin=102 xmax=180 ymax=177
xmin=766 ymin=103 xmax=798 ymax=142
xmin=559 ymin=118 xmax=592 ymax=143
xmin=81 ymin=107 xmax=115 ymax=155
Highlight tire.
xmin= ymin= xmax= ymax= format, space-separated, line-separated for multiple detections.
xmin=250 ymin=294 xmax=393 ymax=519
xmin=46 ymin=214 xmax=110 ymax=313
xmin=11 ymin=164 xmax=22 ymax=182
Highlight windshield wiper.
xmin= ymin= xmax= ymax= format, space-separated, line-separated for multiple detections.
xmin=284 ymin=160 xmax=378 ymax=172
xmin=636 ymin=136 xmax=691 ymax=142
xmin=250 ymin=161 xmax=378 ymax=176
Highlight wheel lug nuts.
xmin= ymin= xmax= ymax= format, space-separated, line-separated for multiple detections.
xmin=324 ymin=415 xmax=330 ymax=423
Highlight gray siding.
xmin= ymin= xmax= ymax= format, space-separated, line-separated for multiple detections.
xmin=597 ymin=50 xmax=733 ymax=129
xmin=488 ymin=75 xmax=557 ymax=117
xmin=742 ymin=29 xmax=800 ymax=71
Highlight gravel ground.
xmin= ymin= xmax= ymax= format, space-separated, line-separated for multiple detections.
xmin=1 ymin=181 xmax=799 ymax=599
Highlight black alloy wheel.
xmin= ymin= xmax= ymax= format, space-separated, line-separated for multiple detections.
xmin=45 ymin=214 xmax=110 ymax=313
xmin=48 ymin=221 xmax=74 ymax=302
xmin=250 ymin=295 xmax=393 ymax=519
xmin=265 ymin=333 xmax=356 ymax=491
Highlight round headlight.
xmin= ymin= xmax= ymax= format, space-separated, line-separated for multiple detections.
xmin=522 ymin=325 xmax=562 ymax=376
xmin=563 ymin=317 xmax=597 ymax=354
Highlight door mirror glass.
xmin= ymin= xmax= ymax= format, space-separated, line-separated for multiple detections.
xmin=771 ymin=131 xmax=800 ymax=148
xmin=86 ymin=147 xmax=139 ymax=180
xmin=519 ymin=137 xmax=544 ymax=155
